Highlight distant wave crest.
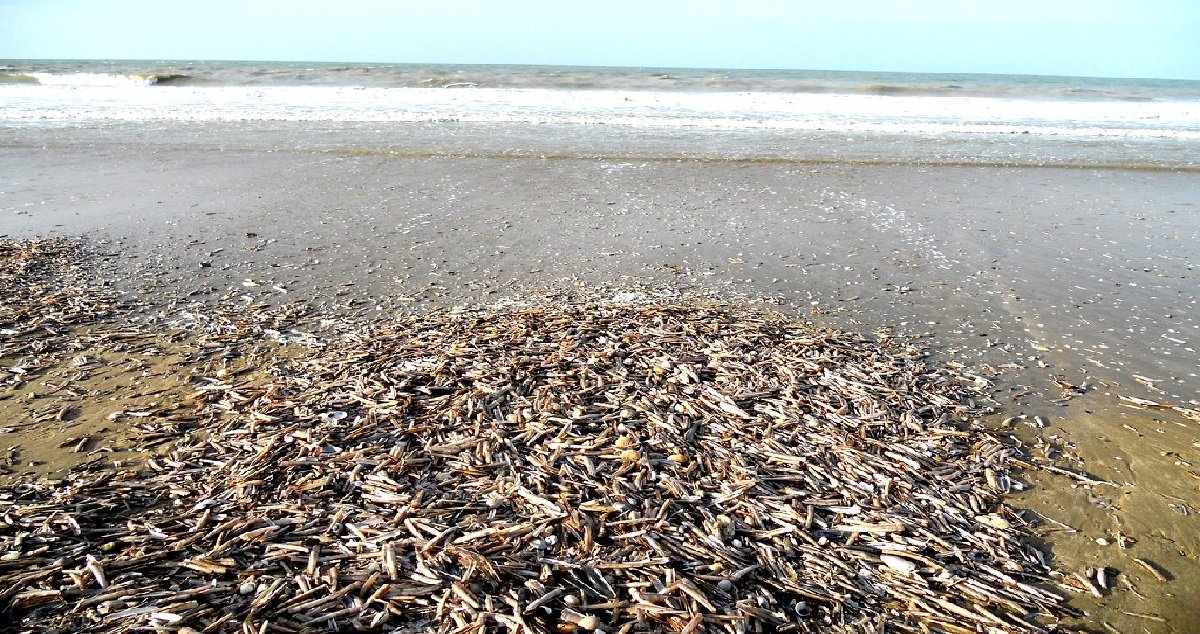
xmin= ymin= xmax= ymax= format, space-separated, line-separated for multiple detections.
xmin=138 ymin=73 xmax=193 ymax=86
xmin=9 ymin=72 xmax=194 ymax=87
xmin=0 ymin=72 xmax=40 ymax=85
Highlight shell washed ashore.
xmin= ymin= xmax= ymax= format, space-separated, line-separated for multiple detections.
xmin=1 ymin=239 xmax=1077 ymax=633
xmin=0 ymin=238 xmax=118 ymax=359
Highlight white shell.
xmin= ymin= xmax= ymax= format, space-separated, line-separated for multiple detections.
xmin=880 ymin=555 xmax=917 ymax=574
xmin=976 ymin=514 xmax=1011 ymax=530
xmin=577 ymin=615 xmax=600 ymax=631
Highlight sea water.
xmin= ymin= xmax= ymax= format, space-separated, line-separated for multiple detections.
xmin=2 ymin=60 xmax=1198 ymax=167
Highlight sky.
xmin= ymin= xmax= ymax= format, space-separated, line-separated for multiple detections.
xmin=1 ymin=0 xmax=1198 ymax=80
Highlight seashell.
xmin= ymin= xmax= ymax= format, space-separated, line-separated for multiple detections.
xmin=0 ymin=255 xmax=1085 ymax=631
xmin=314 ymin=411 xmax=347 ymax=425
xmin=976 ymin=514 xmax=1011 ymax=530
xmin=880 ymin=555 xmax=917 ymax=574
xmin=193 ymin=498 xmax=219 ymax=511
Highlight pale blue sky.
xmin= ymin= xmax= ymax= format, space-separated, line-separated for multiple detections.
xmin=2 ymin=0 xmax=1198 ymax=79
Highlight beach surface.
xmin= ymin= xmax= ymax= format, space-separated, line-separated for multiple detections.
xmin=3 ymin=137 xmax=1199 ymax=631
xmin=5 ymin=139 xmax=1197 ymax=396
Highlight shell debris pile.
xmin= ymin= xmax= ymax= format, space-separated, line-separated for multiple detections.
xmin=2 ymin=298 xmax=1075 ymax=633
xmin=0 ymin=238 xmax=116 ymax=363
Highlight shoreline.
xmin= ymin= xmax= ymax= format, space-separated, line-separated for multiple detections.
xmin=5 ymin=143 xmax=1196 ymax=401
xmin=2 ymin=144 xmax=1198 ymax=631
xmin=4 ymin=119 xmax=1199 ymax=170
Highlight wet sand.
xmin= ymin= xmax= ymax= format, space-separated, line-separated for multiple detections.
xmin=3 ymin=142 xmax=1199 ymax=631
xmin=6 ymin=144 xmax=1197 ymax=400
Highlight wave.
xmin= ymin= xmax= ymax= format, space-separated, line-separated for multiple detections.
xmin=0 ymin=72 xmax=40 ymax=85
xmin=13 ymin=72 xmax=195 ymax=87
xmin=1 ymin=84 xmax=1196 ymax=141
xmin=141 ymin=73 xmax=194 ymax=86
xmin=416 ymin=78 xmax=480 ymax=89
xmin=5 ymin=62 xmax=1200 ymax=102
xmin=859 ymin=84 xmax=973 ymax=96
xmin=863 ymin=84 xmax=914 ymax=95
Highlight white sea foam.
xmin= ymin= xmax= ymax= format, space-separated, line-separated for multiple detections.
xmin=1 ymin=84 xmax=1197 ymax=140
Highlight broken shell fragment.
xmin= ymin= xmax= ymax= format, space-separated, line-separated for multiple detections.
xmin=880 ymin=554 xmax=918 ymax=574
xmin=976 ymin=514 xmax=1012 ymax=530
xmin=317 ymin=410 xmax=347 ymax=423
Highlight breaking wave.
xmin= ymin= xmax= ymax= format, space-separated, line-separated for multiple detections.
xmin=9 ymin=72 xmax=194 ymax=87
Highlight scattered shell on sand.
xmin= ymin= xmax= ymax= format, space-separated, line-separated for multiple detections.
xmin=1 ymin=239 xmax=1079 ymax=632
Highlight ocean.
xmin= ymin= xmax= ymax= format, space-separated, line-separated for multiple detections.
xmin=2 ymin=59 xmax=1199 ymax=167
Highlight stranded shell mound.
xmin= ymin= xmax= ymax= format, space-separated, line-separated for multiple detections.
xmin=0 ymin=283 xmax=1073 ymax=632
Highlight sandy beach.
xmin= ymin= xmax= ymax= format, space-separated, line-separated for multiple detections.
xmin=5 ymin=140 xmax=1197 ymax=396
xmin=3 ymin=137 xmax=1199 ymax=631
